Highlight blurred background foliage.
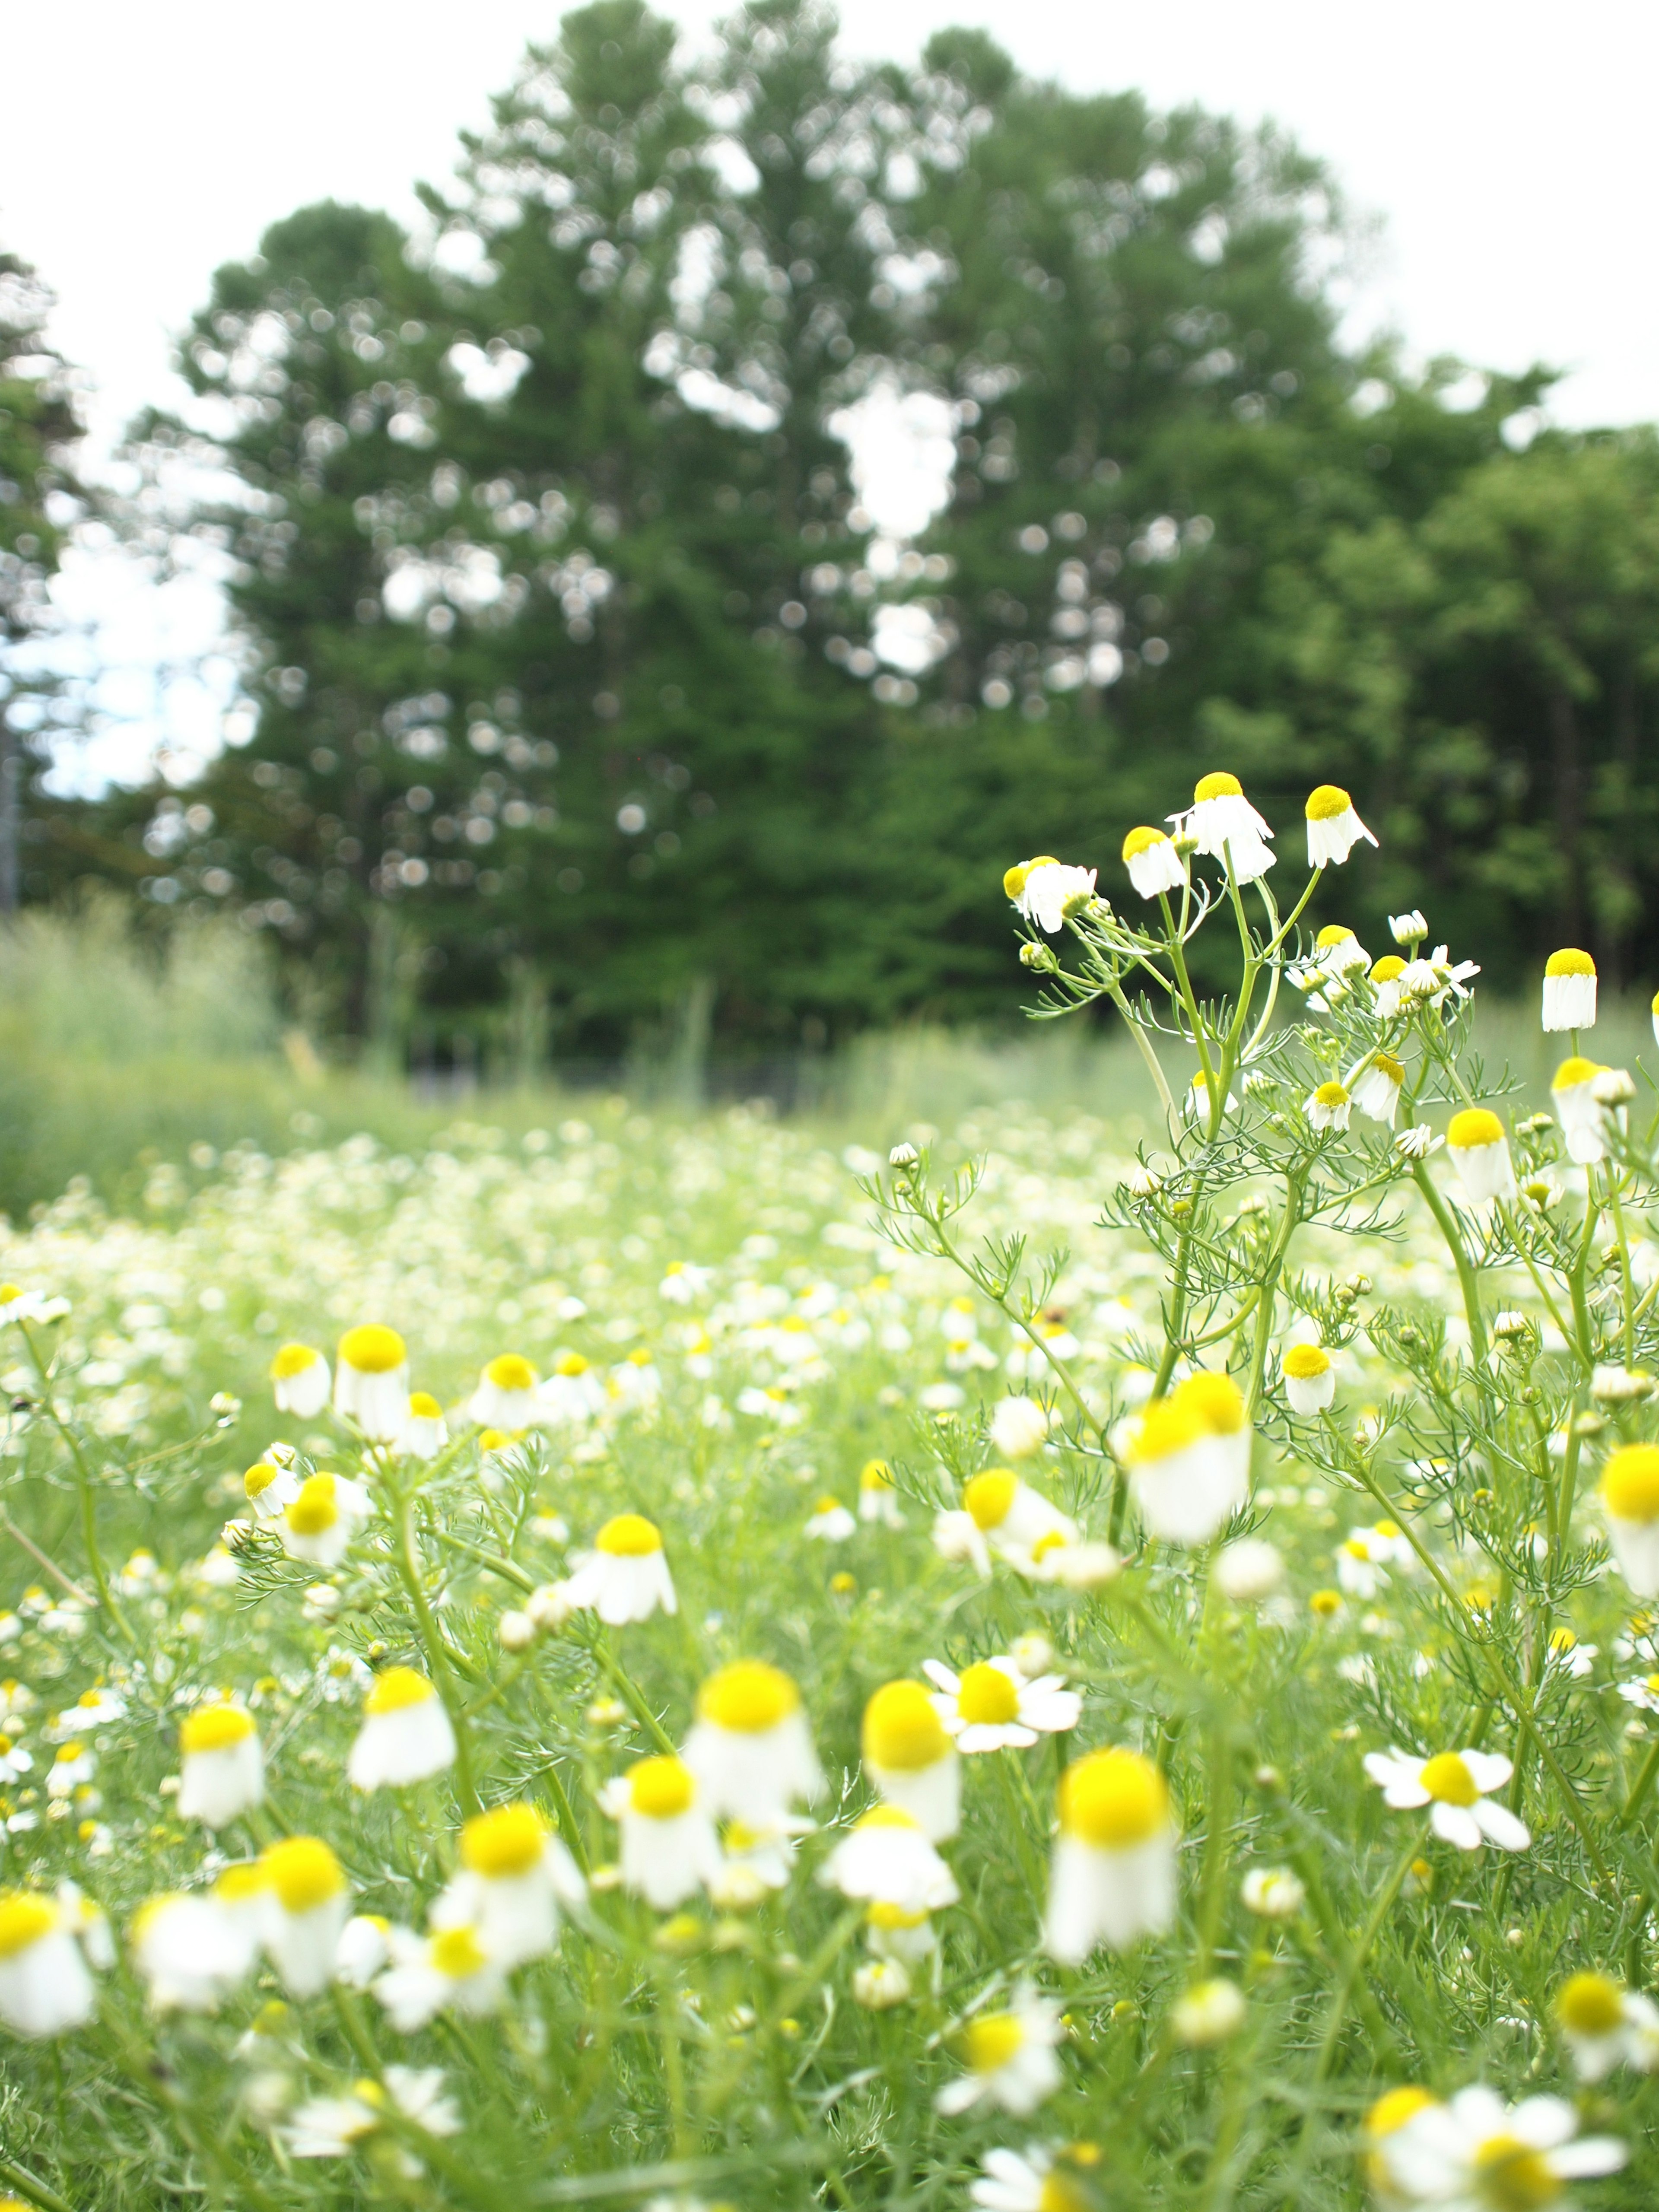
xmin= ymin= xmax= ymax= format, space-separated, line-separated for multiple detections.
xmin=8 ymin=0 xmax=1659 ymax=1086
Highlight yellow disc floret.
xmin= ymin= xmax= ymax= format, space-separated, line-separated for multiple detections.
xmin=1003 ymin=857 xmax=1057 ymax=899
xmin=1316 ymin=925 xmax=1355 ymax=949
xmin=0 ymin=1893 xmax=55 ymax=1957
xmin=269 ymin=1343 xmax=321 ymax=1379
xmin=1370 ymin=1051 xmax=1405 ymax=1082
xmin=1122 ymin=826 xmax=1170 ymax=860
xmin=364 ymin=1666 xmax=435 ymax=1716
xmin=1447 ymin=1108 xmax=1504 ymax=1151
xmin=864 ymin=1681 xmax=951 ymax=1771
xmin=1602 ymin=1444 xmax=1659 ymax=1522
xmin=957 ymin=1662 xmax=1021 ymax=1727
xmin=1194 ymin=772 xmax=1243 ymax=801
xmin=860 ymin=1459 xmax=893 ymax=1491
xmin=1551 ymin=1056 xmax=1602 ymax=1091
xmin=285 ymin=1473 xmax=340 ymax=1535
xmin=1545 ymin=947 xmax=1595 ymax=978
xmin=1059 ymin=1747 xmax=1169 ymax=1848
xmin=244 ymin=1462 xmax=279 ymax=1500
xmin=215 ymin=1863 xmax=270 ymax=1907
xmin=1306 ymin=784 xmax=1352 ymax=821
xmin=430 ymin=1925 xmax=489 ymax=1980
xmin=1313 ymin=1081 xmax=1350 ymax=1107
xmin=965 ymin=2011 xmax=1026 ymax=2073
xmin=628 ymin=1755 xmax=696 ymax=1819
xmin=555 ymin=1352 xmax=590 ymax=1377
xmin=963 ymin=1468 xmax=1018 ymax=1530
xmin=484 ymin=1354 xmax=536 ymax=1392
xmin=1556 ymin=1970 xmax=1624 ymax=2037
xmin=461 ymin=1802 xmax=547 ymax=1879
xmin=1365 ymin=2086 xmax=1438 ymax=2139
xmin=1418 ymin=1753 xmax=1479 ymax=1807
xmin=1283 ymin=1344 xmax=1331 ymax=1379
xmin=338 ymin=1324 xmax=406 ymax=1373
xmin=408 ymin=1392 xmax=442 ymax=1419
xmin=595 ymin=1513 xmax=662 ymax=1557
xmin=180 ymin=1705 xmax=256 ymax=1754
xmin=1470 ymin=2134 xmax=1558 ymax=2211
xmin=261 ymin=1836 xmax=345 ymax=1913
xmin=1175 ymin=1369 xmax=1247 ymax=1435
xmin=1128 ymin=1397 xmax=1204 ymax=1464
xmin=697 ymin=1660 xmax=800 ymax=1734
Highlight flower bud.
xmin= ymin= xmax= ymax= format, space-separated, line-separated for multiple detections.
xmin=889 ymin=1143 xmax=919 ymax=1170
xmin=1173 ymin=1979 xmax=1246 ymax=2045
xmin=852 ymin=1958 xmax=911 ymax=2010
xmin=499 ymin=1609 xmax=536 ymax=1652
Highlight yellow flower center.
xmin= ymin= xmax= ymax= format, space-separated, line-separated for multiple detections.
xmin=864 ymin=1681 xmax=951 ymax=1771
xmin=484 ymin=1354 xmax=536 ymax=1392
xmin=867 ymin=1900 xmax=929 ymax=1930
xmin=1129 ymin=1397 xmax=1204 ymax=1464
xmin=1418 ymin=1752 xmax=1479 ymax=1806
xmin=55 ymin=1742 xmax=83 ymax=1765
xmin=338 ymin=1324 xmax=406 ymax=1373
xmin=1175 ymin=1369 xmax=1246 ymax=1435
xmin=1306 ymin=784 xmax=1352 ymax=822
xmin=1312 ymin=1082 xmax=1349 ymax=1107
xmin=1552 ymin=1056 xmax=1603 ymax=1092
xmin=1603 ymin=1445 xmax=1659 ymax=1522
xmin=364 ymin=1666 xmax=435 ymax=1716
xmin=1059 ymin=1747 xmax=1168 ymax=1848
xmin=697 ymin=1660 xmax=800 ymax=1734
xmin=1557 ymin=1971 xmax=1624 ymax=2036
xmin=0 ymin=1894 xmax=55 ymax=1958
xmin=1194 ymin=771 xmax=1243 ymax=801
xmin=963 ymin=1469 xmax=1018 ymax=1530
xmin=180 ymin=1705 xmax=256 ymax=1754
xmin=1370 ymin=1052 xmax=1405 ymax=1082
xmin=860 ymin=1459 xmax=893 ymax=1491
xmin=628 ymin=1755 xmax=696 ymax=1819
xmin=965 ymin=2011 xmax=1026 ymax=2073
xmin=595 ymin=1513 xmax=662 ymax=1557
xmin=408 ymin=1392 xmax=442 ymax=1420
xmin=431 ymin=1925 xmax=489 ymax=1980
xmin=1370 ymin=955 xmax=1406 ymax=982
xmin=1283 ymin=1344 xmax=1330 ymax=1379
xmin=1365 ymin=2086 xmax=1437 ymax=2139
xmin=262 ymin=1836 xmax=345 ymax=1913
xmin=269 ymin=1343 xmax=321 ymax=1379
xmin=479 ymin=1430 xmax=510 ymax=1453
xmin=555 ymin=1352 xmax=590 ymax=1376
xmin=1471 ymin=2134 xmax=1560 ymax=2212
xmin=1316 ymin=924 xmax=1355 ymax=948
xmin=286 ymin=1473 xmax=340 ymax=1535
xmin=0 ymin=1284 xmax=21 ymax=1304
xmin=244 ymin=1462 xmax=279 ymax=1499
xmin=1545 ymin=947 xmax=1595 ymax=979
xmin=1122 ymin=825 xmax=1169 ymax=859
xmin=462 ymin=1802 xmax=547 ymax=1878
xmin=957 ymin=1662 xmax=1021 ymax=1727
xmin=1447 ymin=1108 xmax=1504 ymax=1152
xmin=1037 ymin=2178 xmax=1090 ymax=2212
xmin=215 ymin=1864 xmax=270 ymax=1906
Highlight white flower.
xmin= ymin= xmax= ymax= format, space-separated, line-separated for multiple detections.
xmin=1304 ymin=784 xmax=1376 ymax=867
xmin=658 ymin=1261 xmax=712 ymax=1305
xmin=923 ymin=1657 xmax=1079 ymax=1753
xmin=177 ymin=1703 xmax=263 ymax=1827
xmin=1170 ymin=772 xmax=1275 ymax=881
xmin=1551 ymin=1056 xmax=1608 ymax=1166
xmin=1006 ymin=858 xmax=1098 ymax=934
xmin=0 ymin=1889 xmax=97 ymax=2036
xmin=950 ymin=1468 xmax=1076 ymax=1575
xmin=1173 ymin=1977 xmax=1246 ymax=2045
xmin=132 ymin=1891 xmax=257 ymax=2012
xmin=538 ymin=1353 xmax=607 ymax=1426
xmin=681 ymin=1661 xmax=823 ymax=1827
xmin=1446 ymin=1109 xmax=1517 ymax=1207
xmin=1555 ymin=1973 xmax=1659 ymax=2082
xmin=1281 ymin=1342 xmax=1335 ymax=1416
xmin=1601 ymin=1446 xmax=1659 ymax=1595
xmin=0 ymin=1284 xmax=68 ymax=1328
xmin=600 ymin=1757 xmax=723 ymax=1910
xmin=48 ymin=1687 xmax=125 ymax=1736
xmin=819 ymin=1808 xmax=959 ymax=1913
xmin=347 ymin=1669 xmax=457 ymax=1792
xmin=1389 ymin=910 xmax=1428 ymax=944
xmin=269 ymin=1343 xmax=331 ymax=1418
xmin=1042 ymin=1539 xmax=1123 ymax=1589
xmin=0 ymin=1734 xmax=29 ymax=1785
xmin=258 ymin=1837 xmax=352 ymax=1998
xmin=1395 ymin=1124 xmax=1443 ymax=1160
xmin=852 ymin=1958 xmax=912 ymax=2009
xmin=1335 ymin=1520 xmax=1412 ymax=1599
xmin=1125 ymin=1371 xmax=1251 ymax=1545
xmin=242 ymin=1457 xmax=302 ymax=1520
xmin=1241 ymin=1865 xmax=1304 ymax=1919
xmin=1184 ymin=1069 xmax=1239 ymax=1120
xmin=1381 ymin=2086 xmax=1624 ymax=2210
xmin=804 ymin=1497 xmax=856 ymax=1541
xmin=470 ymin=1354 xmax=539 ymax=1431
xmin=400 ymin=1392 xmax=449 ymax=1460
xmin=334 ymin=1914 xmax=392 ymax=1989
xmin=1544 ymin=1627 xmax=1596 ymax=1678
xmin=374 ymin=1920 xmax=507 ymax=2033
xmin=1362 ymin=1748 xmax=1529 ymax=1852
xmin=861 ymin=1680 xmax=960 ymax=1839
xmin=280 ymin=1472 xmax=373 ymax=1570
xmin=332 ymin=1324 xmax=410 ymax=1441
xmin=1120 ymin=825 xmax=1186 ymax=900
xmin=47 ymin=1742 xmax=93 ymax=1798
xmin=988 ymin=1396 xmax=1050 ymax=1461
xmin=936 ymin=1986 xmax=1063 ymax=2116
xmin=1305 ymin=1081 xmax=1351 ymax=1132
xmin=285 ymin=2091 xmax=382 ymax=2158
xmin=969 ymin=2146 xmax=1090 ymax=2212
xmin=1541 ymin=948 xmax=1596 ymax=1033
xmin=1351 ymin=1051 xmax=1404 ymax=1126
xmin=1214 ymin=1538 xmax=1284 ymax=1603
xmin=1044 ymin=1747 xmax=1177 ymax=1963
xmin=287 ymin=2065 xmax=461 ymax=2158
xmin=562 ymin=1514 xmax=677 ymax=1624
xmin=858 ymin=1459 xmax=904 ymax=1526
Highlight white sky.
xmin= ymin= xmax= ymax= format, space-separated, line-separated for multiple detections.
xmin=4 ymin=0 xmax=1656 ymax=780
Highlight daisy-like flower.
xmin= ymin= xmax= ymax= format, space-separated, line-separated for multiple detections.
xmin=1551 ymin=1056 xmax=1608 ymax=1166
xmin=658 ymin=1260 xmax=712 ymax=1305
xmin=1121 ymin=824 xmax=1186 ymax=899
xmin=1315 ymin=924 xmax=1372 ymax=979
xmin=1446 ymin=1109 xmax=1517 ymax=1207
xmin=1173 ymin=1978 xmax=1246 ymax=2046
xmin=804 ymin=1496 xmax=856 ymax=1541
xmin=865 ymin=1898 xmax=940 ymax=1962
xmin=0 ymin=1284 xmax=67 ymax=1328
xmin=1306 ymin=1081 xmax=1351 ymax=1133
xmin=470 ymin=1354 xmax=539 ymax=1431
xmin=1542 ymin=947 xmax=1597 ymax=1033
xmin=563 ymin=1514 xmax=677 ymax=1624
xmin=600 ymin=1756 xmax=722 ymax=1910
xmin=1184 ymin=1068 xmax=1238 ymax=1120
xmin=348 ymin=1669 xmax=456 ymax=1792
xmin=288 ymin=2067 xmax=461 ymax=2158
xmin=280 ymin=1472 xmax=373 ymax=1570
xmin=969 ymin=2145 xmax=1101 ymax=2212
xmin=131 ymin=1890 xmax=258 ymax=2012
xmin=1652 ymin=987 xmax=1659 ymax=1049
xmin=440 ymin=1802 xmax=584 ymax=1972
xmin=1043 ymin=1746 xmax=1177 ymax=1963
xmin=1003 ymin=858 xmax=1098 ymax=934
xmin=1370 ymin=953 xmax=1408 ymax=1017
xmin=1241 ymin=1865 xmax=1305 ymax=1919
xmin=1555 ymin=1971 xmax=1659 ymax=2082
xmin=1214 ymin=1537 xmax=1284 ymax=1602
xmin=923 ymin=1656 xmax=1080 ymax=1752
xmin=258 ymin=1836 xmax=352 ymax=1997
xmin=177 ymin=1703 xmax=263 ymax=1828
xmin=333 ymin=1325 xmax=410 ymax=1442
xmin=1382 ymin=2086 xmax=1624 ymax=2210
xmin=1304 ymin=783 xmax=1376 ymax=867
xmin=243 ymin=1458 xmax=302 ymax=1521
xmin=47 ymin=1742 xmax=93 ymax=1799
xmin=1545 ymin=1627 xmax=1596 ymax=1679
xmin=1395 ymin=1125 xmax=1443 ymax=1161
xmin=1282 ymin=1342 xmax=1335 ymax=1416
xmin=375 ymin=1920 xmax=507 ymax=2033
xmin=270 ymin=1343 xmax=331 ymax=1419
xmin=1362 ymin=1748 xmax=1529 ymax=1852
xmin=989 ymin=1395 xmax=1050 ymax=1461
xmin=1125 ymin=1370 xmax=1252 ymax=1544
xmin=1171 ymin=772 xmax=1275 ymax=882
xmin=859 ymin=1459 xmax=903 ymax=1526
xmin=50 ymin=1686 xmax=124 ymax=1736
xmin=0 ymin=1734 xmax=31 ymax=1785
xmin=862 ymin=1680 xmax=960 ymax=1839
xmin=936 ymin=1986 xmax=1064 ymax=2116
xmin=852 ymin=1958 xmax=912 ymax=2009
xmin=539 ymin=1352 xmax=607 ymax=1426
xmin=681 ymin=1660 xmax=822 ymax=1826
xmin=335 ymin=1913 xmax=392 ymax=1988
xmin=1399 ymin=944 xmax=1481 ymax=1009
xmin=1351 ymin=1051 xmax=1404 ymax=1126
xmin=399 ymin=1392 xmax=448 ymax=1460
xmin=0 ymin=1889 xmax=98 ymax=2037
xmin=1335 ymin=1520 xmax=1412 ymax=1599
xmin=1600 ymin=1445 xmax=1659 ymax=1595
xmin=934 ymin=1468 xmax=1077 ymax=1577
xmin=819 ymin=1807 xmax=960 ymax=1913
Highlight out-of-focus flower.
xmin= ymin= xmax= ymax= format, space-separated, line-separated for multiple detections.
xmin=374 ymin=1921 xmax=505 ymax=2033
xmin=859 ymin=1459 xmax=903 ymax=1526
xmin=1215 ymin=1538 xmax=1283 ymax=1603
xmin=1282 ymin=1342 xmax=1335 ymax=1416
xmin=1241 ymin=1865 xmax=1304 ymax=1919
xmin=470 ymin=1354 xmax=539 ymax=1431
xmin=244 ymin=1459 xmax=302 ymax=1521
xmin=280 ymin=1473 xmax=372 ymax=1569
xmin=333 ymin=1325 xmax=409 ymax=1441
xmin=1555 ymin=1971 xmax=1659 ymax=2081
xmin=936 ymin=1986 xmax=1063 ymax=2115
xmin=989 ymin=1396 xmax=1049 ymax=1461
xmin=0 ymin=1888 xmax=97 ymax=2036
xmin=819 ymin=1807 xmax=959 ymax=1913
xmin=1173 ymin=1978 xmax=1245 ymax=2046
xmin=923 ymin=1657 xmax=1079 ymax=1753
xmin=258 ymin=1837 xmax=351 ymax=1997
xmin=1601 ymin=1446 xmax=1659 ymax=1595
xmin=1126 ymin=1371 xmax=1251 ymax=1543
xmin=1043 ymin=1748 xmax=1176 ymax=1963
xmin=348 ymin=1670 xmax=456 ymax=1792
xmin=862 ymin=1681 xmax=960 ymax=1838
xmin=599 ymin=1757 xmax=722 ymax=1910
xmin=563 ymin=1515 xmax=677 ymax=1624
xmin=132 ymin=1891 xmax=257 ymax=2012
xmin=681 ymin=1661 xmax=822 ymax=1827
xmin=1379 ymin=2086 xmax=1623 ymax=2208
xmin=804 ymin=1497 xmax=856 ymax=1541
xmin=1552 ymin=1057 xmax=1609 ymax=1166
xmin=400 ymin=1392 xmax=448 ymax=1460
xmin=177 ymin=1703 xmax=263 ymax=1828
xmin=270 ymin=1343 xmax=330 ymax=1418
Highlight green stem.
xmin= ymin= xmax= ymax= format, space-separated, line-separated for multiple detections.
xmin=1409 ymin=1162 xmax=1486 ymax=1363
xmin=391 ymin=1473 xmax=481 ymax=1816
xmin=593 ymin=1637 xmax=677 ymax=1757
xmin=1617 ymin=1736 xmax=1659 ymax=1832
xmin=0 ymin=2154 xmax=74 ymax=2212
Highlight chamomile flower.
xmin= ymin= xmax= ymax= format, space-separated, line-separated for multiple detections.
xmin=243 ymin=1458 xmax=301 ymax=1520
xmin=1171 ymin=772 xmax=1275 ymax=882
xmin=470 ymin=1355 xmax=539 ymax=1431
xmin=1173 ymin=1978 xmax=1246 ymax=2045
xmin=1121 ymin=825 xmax=1185 ymax=899
xmin=1184 ymin=1068 xmax=1239 ymax=1120
xmin=1551 ymin=1057 xmax=1608 ymax=1166
xmin=1004 ymin=858 xmax=1098 ymax=934
xmin=1304 ymin=784 xmax=1376 ymax=867
xmin=862 ymin=1681 xmax=960 ymax=1839
xmin=1617 ymin=1671 xmax=1659 ymax=1714
xmin=1652 ymin=988 xmax=1659 ymax=1049
xmin=1390 ymin=910 xmax=1428 ymax=945
xmin=1545 ymin=1627 xmax=1596 ymax=1679
xmin=1370 ymin=954 xmax=1408 ymax=1017
xmin=1315 ymin=924 xmax=1371 ymax=978
xmin=1600 ymin=1446 xmax=1659 ymax=1595
xmin=1241 ymin=1866 xmax=1305 ymax=1919
xmin=1043 ymin=1747 xmax=1177 ymax=1963
xmin=1125 ymin=1370 xmax=1251 ymax=1544
xmin=332 ymin=1325 xmax=409 ymax=1442
xmin=804 ymin=1497 xmax=856 ymax=1541
xmin=51 ymin=1686 xmax=124 ymax=1735
xmin=859 ymin=1459 xmax=903 ymax=1526
xmin=852 ymin=1958 xmax=912 ymax=2009
xmin=177 ymin=1703 xmax=263 ymax=1827
xmin=131 ymin=1891 xmax=257 ymax=2012
xmin=970 ymin=2145 xmax=1099 ymax=2212
xmin=922 ymin=1657 xmax=1080 ymax=1752
xmin=539 ymin=1353 xmax=607 ymax=1426
xmin=1305 ymin=1081 xmax=1351 ymax=1132
xmin=348 ymin=1669 xmax=456 ymax=1792
xmin=1362 ymin=2088 xmax=1442 ymax=2206
xmin=600 ymin=1756 xmax=722 ymax=1910
xmin=865 ymin=1899 xmax=940 ymax=1961
xmin=1362 ymin=1748 xmax=1529 ymax=1851
xmin=563 ymin=1515 xmax=677 ymax=1624
xmin=989 ymin=1396 xmax=1050 ymax=1460
xmin=0 ymin=1284 xmax=66 ymax=1328
xmin=0 ymin=1889 xmax=97 ymax=2036
xmin=47 ymin=1742 xmax=93 ymax=1799
xmin=938 ymin=1468 xmax=1076 ymax=1576
xmin=1214 ymin=1537 xmax=1284 ymax=1602
xmin=400 ymin=1392 xmax=448 ymax=1460
xmin=1336 ymin=1521 xmax=1412 ymax=1599
xmin=1282 ymin=1342 xmax=1335 ymax=1415
xmin=658 ymin=1261 xmax=712 ymax=1305
xmin=0 ymin=1735 xmax=30 ymax=1785
xmin=1542 ymin=948 xmax=1597 ymax=1033
xmin=681 ymin=1661 xmax=822 ymax=1826
xmin=1381 ymin=2087 xmax=1624 ymax=2209
xmin=334 ymin=1914 xmax=392 ymax=1989
xmin=280 ymin=1472 xmax=372 ymax=1570
xmin=269 ymin=1343 xmax=331 ymax=1418
xmin=936 ymin=1987 xmax=1064 ymax=2116
xmin=375 ymin=1920 xmax=507 ymax=2032
xmin=289 ymin=2067 xmax=461 ymax=2159
xmin=1554 ymin=1971 xmax=1659 ymax=2081
xmin=1351 ymin=1051 xmax=1405 ymax=1126
xmin=440 ymin=1802 xmax=584 ymax=1971
xmin=1446 ymin=1109 xmax=1517 ymax=1207
xmin=258 ymin=1836 xmax=352 ymax=1997
xmin=819 ymin=1807 xmax=960 ymax=1913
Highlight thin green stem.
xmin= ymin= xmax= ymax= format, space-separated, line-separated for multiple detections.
xmin=1409 ymin=1163 xmax=1487 ymax=1363
xmin=390 ymin=1471 xmax=481 ymax=1816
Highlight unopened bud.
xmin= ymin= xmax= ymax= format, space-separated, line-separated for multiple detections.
xmin=888 ymin=1143 xmax=919 ymax=1171
xmin=526 ymin=1581 xmax=574 ymax=1632
xmin=499 ymin=1609 xmax=536 ymax=1652
xmin=1019 ymin=940 xmax=1059 ymax=973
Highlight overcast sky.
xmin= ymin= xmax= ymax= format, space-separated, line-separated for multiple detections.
xmin=5 ymin=0 xmax=1657 ymax=778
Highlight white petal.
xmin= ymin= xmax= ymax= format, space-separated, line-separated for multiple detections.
xmin=1471 ymin=1799 xmax=1529 ymax=1851
xmin=1383 ymin=1781 xmax=1431 ymax=1809
xmin=1510 ymin=2096 xmax=1577 ymax=2150
xmin=1460 ymin=1750 xmax=1513 ymax=1793
xmin=1551 ymin=2138 xmax=1629 ymax=2178
xmin=1429 ymin=1801 xmax=1481 ymax=1850
xmin=922 ymin=1660 xmax=960 ymax=1694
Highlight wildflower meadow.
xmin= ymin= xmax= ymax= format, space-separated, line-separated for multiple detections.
xmin=4 ymin=772 xmax=1659 ymax=2211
